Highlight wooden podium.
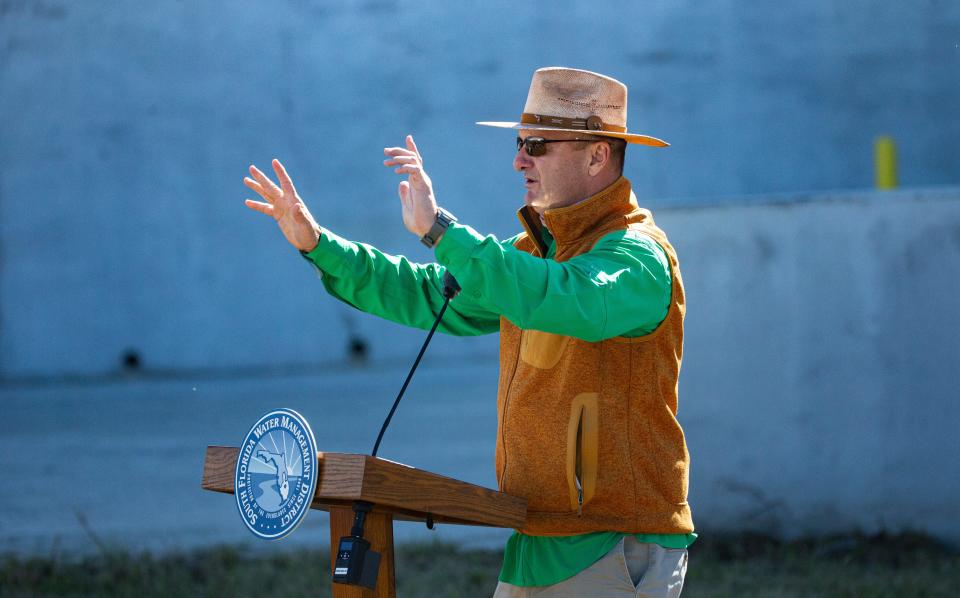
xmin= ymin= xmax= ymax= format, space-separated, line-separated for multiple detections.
xmin=202 ymin=446 xmax=527 ymax=597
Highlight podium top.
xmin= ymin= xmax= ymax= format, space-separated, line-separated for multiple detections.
xmin=202 ymin=446 xmax=526 ymax=529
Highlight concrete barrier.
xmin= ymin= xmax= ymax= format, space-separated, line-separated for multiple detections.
xmin=2 ymin=0 xmax=959 ymax=547
xmin=661 ymin=188 xmax=960 ymax=541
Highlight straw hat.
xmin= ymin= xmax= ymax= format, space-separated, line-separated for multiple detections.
xmin=477 ymin=66 xmax=668 ymax=147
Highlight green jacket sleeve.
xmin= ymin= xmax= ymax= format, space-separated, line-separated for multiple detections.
xmin=302 ymin=227 xmax=501 ymax=336
xmin=434 ymin=223 xmax=671 ymax=341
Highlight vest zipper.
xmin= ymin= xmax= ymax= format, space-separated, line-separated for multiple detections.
xmin=500 ymin=212 xmax=544 ymax=492
xmin=576 ymin=478 xmax=583 ymax=517
xmin=497 ymin=211 xmax=548 ymax=490
xmin=498 ymin=332 xmax=524 ymax=490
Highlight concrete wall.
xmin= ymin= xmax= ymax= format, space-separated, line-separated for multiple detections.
xmin=2 ymin=188 xmax=958 ymax=553
xmin=661 ymin=188 xmax=960 ymax=539
xmin=2 ymin=1 xmax=959 ymax=545
xmin=1 ymin=0 xmax=959 ymax=380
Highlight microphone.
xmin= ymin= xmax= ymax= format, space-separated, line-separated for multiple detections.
xmin=341 ymin=270 xmax=462 ymax=589
xmin=442 ymin=271 xmax=461 ymax=299
xmin=370 ymin=269 xmax=460 ymax=458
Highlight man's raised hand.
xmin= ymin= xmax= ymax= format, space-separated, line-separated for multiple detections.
xmin=383 ymin=135 xmax=439 ymax=238
xmin=244 ymin=159 xmax=321 ymax=252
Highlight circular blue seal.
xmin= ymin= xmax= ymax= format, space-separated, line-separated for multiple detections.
xmin=234 ymin=408 xmax=318 ymax=540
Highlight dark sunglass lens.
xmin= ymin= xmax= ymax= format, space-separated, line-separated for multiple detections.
xmin=526 ymin=139 xmax=546 ymax=156
xmin=516 ymin=137 xmax=524 ymax=151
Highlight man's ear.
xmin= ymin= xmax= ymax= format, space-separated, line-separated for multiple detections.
xmin=587 ymin=141 xmax=611 ymax=176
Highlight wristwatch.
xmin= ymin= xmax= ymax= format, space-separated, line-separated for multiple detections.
xmin=420 ymin=207 xmax=457 ymax=248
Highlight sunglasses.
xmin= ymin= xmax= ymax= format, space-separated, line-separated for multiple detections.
xmin=516 ymin=136 xmax=598 ymax=157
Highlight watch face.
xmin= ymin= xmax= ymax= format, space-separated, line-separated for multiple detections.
xmin=438 ymin=208 xmax=457 ymax=225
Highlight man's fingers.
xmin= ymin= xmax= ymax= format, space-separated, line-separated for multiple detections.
xmin=272 ymin=159 xmax=297 ymax=195
xmin=244 ymin=199 xmax=275 ymax=216
xmin=243 ymin=177 xmax=275 ymax=203
xmin=384 ymin=147 xmax=417 ymax=158
xmin=394 ymin=165 xmax=422 ymax=176
xmin=249 ymin=165 xmax=282 ymax=198
xmin=383 ymin=155 xmax=419 ymax=167
xmin=406 ymin=135 xmax=422 ymax=162
xmin=398 ymin=181 xmax=410 ymax=205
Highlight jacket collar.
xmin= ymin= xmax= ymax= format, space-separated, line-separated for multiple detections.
xmin=516 ymin=177 xmax=639 ymax=254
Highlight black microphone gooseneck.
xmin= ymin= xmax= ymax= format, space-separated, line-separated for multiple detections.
xmin=370 ymin=272 xmax=461 ymax=457
xmin=335 ymin=273 xmax=461 ymax=589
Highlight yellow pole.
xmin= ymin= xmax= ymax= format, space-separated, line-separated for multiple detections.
xmin=874 ymin=136 xmax=898 ymax=190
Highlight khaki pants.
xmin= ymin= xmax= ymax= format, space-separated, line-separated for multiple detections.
xmin=493 ymin=536 xmax=688 ymax=598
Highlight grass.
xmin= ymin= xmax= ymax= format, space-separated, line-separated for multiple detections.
xmin=1 ymin=532 xmax=957 ymax=597
xmin=685 ymin=532 xmax=960 ymax=597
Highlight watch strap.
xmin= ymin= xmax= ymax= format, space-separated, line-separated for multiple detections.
xmin=420 ymin=207 xmax=457 ymax=248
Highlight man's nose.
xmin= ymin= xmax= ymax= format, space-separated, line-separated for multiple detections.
xmin=513 ymin=146 xmax=533 ymax=171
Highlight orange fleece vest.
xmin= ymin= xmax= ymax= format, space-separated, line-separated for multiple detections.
xmin=496 ymin=176 xmax=693 ymax=536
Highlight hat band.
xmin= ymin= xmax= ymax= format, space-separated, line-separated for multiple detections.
xmin=520 ymin=112 xmax=627 ymax=133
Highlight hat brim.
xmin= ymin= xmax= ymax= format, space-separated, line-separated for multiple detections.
xmin=476 ymin=121 xmax=669 ymax=147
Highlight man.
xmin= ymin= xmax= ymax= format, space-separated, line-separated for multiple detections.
xmin=244 ymin=67 xmax=695 ymax=597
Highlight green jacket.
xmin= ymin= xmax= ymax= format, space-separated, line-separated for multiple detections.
xmin=302 ymin=203 xmax=693 ymax=587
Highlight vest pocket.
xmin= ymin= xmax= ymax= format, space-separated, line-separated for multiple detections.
xmin=519 ymin=330 xmax=569 ymax=369
xmin=566 ymin=393 xmax=599 ymax=514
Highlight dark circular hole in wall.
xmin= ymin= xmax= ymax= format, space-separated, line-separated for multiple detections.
xmin=348 ymin=336 xmax=369 ymax=363
xmin=121 ymin=349 xmax=142 ymax=371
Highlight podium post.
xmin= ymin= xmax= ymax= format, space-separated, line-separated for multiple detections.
xmin=202 ymin=446 xmax=526 ymax=598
